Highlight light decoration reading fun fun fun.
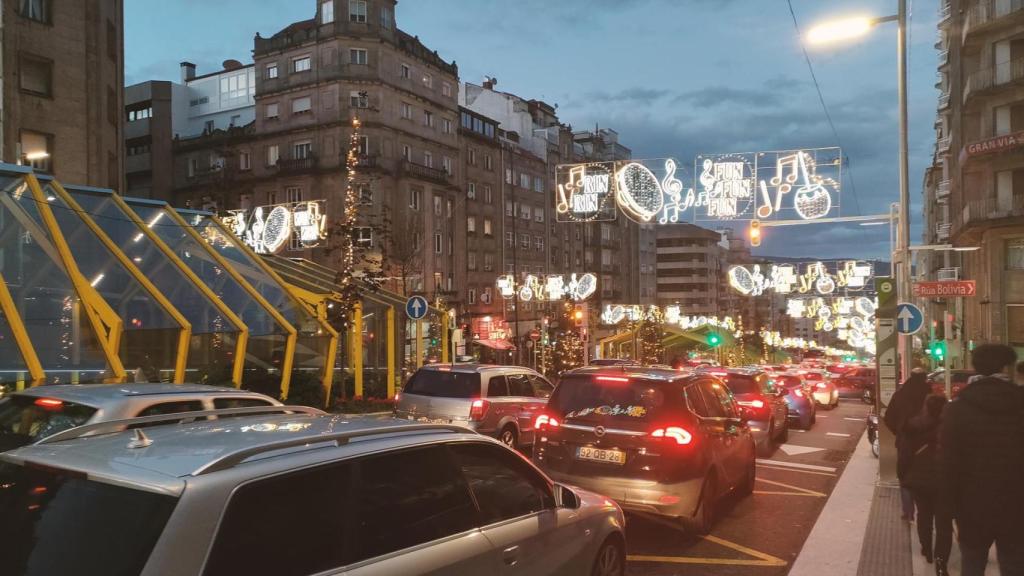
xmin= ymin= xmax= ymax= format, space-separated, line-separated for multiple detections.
xmin=696 ymin=154 xmax=756 ymax=220
xmin=600 ymin=304 xmax=738 ymax=333
xmin=222 ymin=200 xmax=329 ymax=255
xmin=496 ymin=273 xmax=597 ymax=302
xmin=728 ymin=261 xmax=874 ymax=297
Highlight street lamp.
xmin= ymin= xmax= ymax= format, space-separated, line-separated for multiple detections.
xmin=807 ymin=2 xmax=911 ymax=381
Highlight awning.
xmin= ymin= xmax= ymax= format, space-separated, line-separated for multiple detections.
xmin=474 ymin=339 xmax=517 ymax=351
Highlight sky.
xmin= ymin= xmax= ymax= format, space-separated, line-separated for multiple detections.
xmin=125 ymin=0 xmax=941 ymax=262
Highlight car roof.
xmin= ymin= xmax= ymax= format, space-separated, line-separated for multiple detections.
xmin=562 ymin=365 xmax=696 ymax=382
xmin=1 ymin=414 xmax=483 ymax=495
xmin=11 ymin=383 xmax=277 ymax=407
xmin=416 ymin=363 xmax=536 ymax=374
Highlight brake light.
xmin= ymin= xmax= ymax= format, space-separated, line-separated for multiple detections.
xmin=34 ymin=398 xmax=63 ymax=409
xmin=469 ymin=399 xmax=489 ymax=421
xmin=394 ymin=392 xmax=402 ymax=403
xmin=815 ymin=382 xmax=827 ymax=389
xmin=737 ymin=399 xmax=765 ymax=409
xmin=535 ymin=414 xmax=560 ymax=429
xmin=650 ymin=426 xmax=693 ymax=445
xmin=595 ymin=376 xmax=629 ymax=383
xmin=794 ymin=389 xmax=804 ymax=398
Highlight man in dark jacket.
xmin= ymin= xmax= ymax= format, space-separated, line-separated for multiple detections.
xmin=939 ymin=344 xmax=1024 ymax=576
xmin=884 ymin=369 xmax=931 ymax=520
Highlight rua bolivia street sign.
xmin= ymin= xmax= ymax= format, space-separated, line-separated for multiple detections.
xmin=913 ymin=280 xmax=976 ymax=298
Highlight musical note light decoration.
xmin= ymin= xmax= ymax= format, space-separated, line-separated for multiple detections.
xmin=222 ymin=200 xmax=327 ymax=254
xmin=496 ymin=273 xmax=597 ymax=302
xmin=555 ymin=162 xmax=617 ymax=222
xmin=728 ymin=260 xmax=873 ymax=297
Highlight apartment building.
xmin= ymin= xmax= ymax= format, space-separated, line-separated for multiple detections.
xmin=924 ymin=0 xmax=1024 ymax=354
xmin=655 ymin=223 xmax=724 ymax=316
xmin=459 ymin=106 xmax=502 ymax=326
xmin=3 ymin=0 xmax=123 ymax=189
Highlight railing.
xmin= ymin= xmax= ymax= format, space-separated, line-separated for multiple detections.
xmin=936 ymin=179 xmax=951 ymax=200
xmin=936 ymin=222 xmax=951 ymax=240
xmin=964 ymin=0 xmax=1024 ymax=35
xmin=952 ymin=195 xmax=1024 ymax=238
xmin=964 ymin=56 xmax=1024 ymax=102
xmin=401 ymin=160 xmax=449 ymax=184
xmin=934 ymin=29 xmax=945 ymax=49
xmin=355 ymin=154 xmax=379 ymax=169
xmin=938 ymin=49 xmax=949 ymax=67
xmin=936 ymin=136 xmax=952 ymax=154
xmin=939 ymin=1 xmax=952 ymax=24
xmin=938 ymin=92 xmax=951 ymax=110
xmin=276 ymin=156 xmax=317 ymax=173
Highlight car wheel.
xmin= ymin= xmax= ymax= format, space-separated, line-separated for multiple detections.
xmin=591 ymin=536 xmax=625 ymax=576
xmin=498 ymin=425 xmax=518 ymax=450
xmin=757 ymin=423 xmax=775 ymax=457
xmin=690 ymin=474 xmax=717 ymax=535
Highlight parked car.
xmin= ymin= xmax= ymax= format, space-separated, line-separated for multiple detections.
xmin=795 ymin=370 xmax=839 ymax=409
xmin=532 ymin=366 xmax=756 ymax=534
xmin=721 ymin=369 xmax=790 ymax=453
xmin=394 ymin=364 xmax=555 ymax=450
xmin=0 ymin=409 xmax=625 ymax=576
xmin=832 ymin=367 xmax=877 ymax=399
xmin=590 ymin=359 xmax=640 ymax=367
xmin=926 ymin=368 xmax=976 ymax=398
xmin=0 ymin=383 xmax=282 ymax=452
xmin=773 ymin=373 xmax=816 ymax=430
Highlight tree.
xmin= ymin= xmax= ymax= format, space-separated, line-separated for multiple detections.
xmin=375 ymin=204 xmax=422 ymax=297
xmin=552 ymin=304 xmax=584 ymax=374
xmin=637 ymin=319 xmax=665 ymax=365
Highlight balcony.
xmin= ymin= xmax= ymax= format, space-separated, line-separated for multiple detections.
xmin=937 ymin=49 xmax=949 ymax=67
xmin=936 ymin=222 xmax=951 ymax=241
xmin=275 ymin=155 xmax=318 ymax=174
xmin=599 ymin=236 xmax=621 ymax=249
xmin=938 ymin=92 xmax=951 ymax=110
xmin=936 ymin=179 xmax=951 ymax=201
xmin=938 ymin=1 xmax=952 ymax=26
xmin=952 ymin=195 xmax=1024 ymax=238
xmin=964 ymin=0 xmax=1024 ymax=37
xmin=938 ymin=267 xmax=961 ymax=281
xmin=934 ymin=29 xmax=945 ymax=50
xmin=400 ymin=160 xmax=449 ymax=185
xmin=964 ymin=56 xmax=1024 ymax=103
xmin=936 ymin=136 xmax=952 ymax=155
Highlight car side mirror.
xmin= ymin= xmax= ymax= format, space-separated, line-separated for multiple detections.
xmin=554 ymin=483 xmax=581 ymax=509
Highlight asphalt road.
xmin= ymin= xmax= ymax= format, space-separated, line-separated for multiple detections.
xmin=624 ymin=399 xmax=871 ymax=576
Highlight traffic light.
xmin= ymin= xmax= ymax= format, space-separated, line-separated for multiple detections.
xmin=749 ymin=219 xmax=762 ymax=247
xmin=707 ymin=332 xmax=722 ymax=347
xmin=929 ymin=340 xmax=947 ymax=360
xmin=573 ymin=306 xmax=584 ymax=327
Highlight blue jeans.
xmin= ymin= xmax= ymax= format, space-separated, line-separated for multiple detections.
xmin=960 ymin=534 xmax=1024 ymax=576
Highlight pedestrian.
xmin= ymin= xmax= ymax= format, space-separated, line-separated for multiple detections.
xmin=939 ymin=344 xmax=1024 ymax=576
xmin=884 ymin=369 xmax=931 ymax=520
xmin=903 ymin=394 xmax=952 ymax=575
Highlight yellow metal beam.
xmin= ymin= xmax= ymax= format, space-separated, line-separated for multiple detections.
xmin=108 ymin=194 xmax=248 ymax=386
xmin=51 ymin=182 xmax=194 ymax=383
xmin=441 ymin=310 xmax=449 ymax=364
xmin=0 ymin=269 xmax=45 ymax=385
xmin=386 ymin=306 xmax=396 ymax=398
xmin=23 ymin=175 xmax=127 ymax=382
xmin=351 ymin=301 xmax=363 ymax=398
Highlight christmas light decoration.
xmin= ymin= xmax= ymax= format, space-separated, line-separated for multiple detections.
xmin=756 ymin=149 xmax=840 ymax=220
xmin=555 ymin=162 xmax=616 ymax=222
xmin=728 ymin=260 xmax=873 ymax=296
xmin=223 ymin=201 xmax=328 ymax=254
xmin=600 ymin=304 xmax=737 ymax=333
xmin=496 ymin=273 xmax=597 ymax=302
xmin=696 ymin=154 xmax=756 ymax=220
xmin=615 ymin=162 xmax=664 ymax=222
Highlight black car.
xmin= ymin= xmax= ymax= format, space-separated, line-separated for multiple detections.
xmin=533 ymin=366 xmax=756 ymax=533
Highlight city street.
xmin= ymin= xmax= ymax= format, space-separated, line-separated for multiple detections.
xmin=625 ymin=400 xmax=870 ymax=576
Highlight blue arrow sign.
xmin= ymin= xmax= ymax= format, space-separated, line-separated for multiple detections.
xmin=895 ymin=303 xmax=924 ymax=335
xmin=406 ymin=296 xmax=428 ymax=320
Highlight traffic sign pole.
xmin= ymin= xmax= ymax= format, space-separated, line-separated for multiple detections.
xmin=875 ymin=277 xmax=898 ymax=483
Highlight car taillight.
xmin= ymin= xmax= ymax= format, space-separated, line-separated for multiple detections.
xmin=737 ymin=399 xmax=765 ymax=409
xmin=394 ymin=392 xmax=402 ymax=404
xmin=793 ymin=388 xmax=804 ymax=398
xmin=535 ymin=414 xmax=560 ymax=429
xmin=815 ymin=382 xmax=827 ymax=389
xmin=651 ymin=426 xmax=693 ymax=445
xmin=469 ymin=399 xmax=489 ymax=421
xmin=34 ymin=398 xmax=63 ymax=409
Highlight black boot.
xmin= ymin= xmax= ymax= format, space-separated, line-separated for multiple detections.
xmin=921 ymin=543 xmax=933 ymax=564
xmin=934 ymin=558 xmax=948 ymax=576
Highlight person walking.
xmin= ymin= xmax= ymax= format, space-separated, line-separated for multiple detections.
xmin=904 ymin=394 xmax=952 ymax=575
xmin=884 ymin=369 xmax=931 ymax=520
xmin=939 ymin=344 xmax=1024 ymax=576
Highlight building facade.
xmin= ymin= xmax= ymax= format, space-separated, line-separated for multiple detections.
xmin=924 ymin=0 xmax=1024 ymax=355
xmin=3 ymin=0 xmax=123 ymax=189
xmin=655 ymin=223 xmax=724 ymax=316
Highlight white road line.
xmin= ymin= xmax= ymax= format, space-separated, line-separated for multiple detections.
xmin=816 ymin=415 xmax=828 ymax=418
xmin=843 ymin=417 xmax=864 ymax=422
xmin=756 ymin=459 xmax=838 ymax=473
xmin=826 ymin=432 xmax=851 ymax=437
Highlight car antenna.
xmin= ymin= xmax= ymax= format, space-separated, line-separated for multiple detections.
xmin=127 ymin=428 xmax=154 ymax=449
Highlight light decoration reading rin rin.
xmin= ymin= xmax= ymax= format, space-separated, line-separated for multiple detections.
xmin=555 ymin=162 xmax=616 ymax=222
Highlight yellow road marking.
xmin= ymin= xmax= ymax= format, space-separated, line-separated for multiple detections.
xmin=757 ymin=464 xmax=837 ymax=477
xmin=756 ymin=477 xmax=827 ymax=497
xmin=626 ymin=515 xmax=788 ymax=567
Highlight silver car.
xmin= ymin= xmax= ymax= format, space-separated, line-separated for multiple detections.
xmin=395 ymin=364 xmax=555 ymax=450
xmin=0 ymin=409 xmax=626 ymax=576
xmin=0 ymin=383 xmax=281 ymax=451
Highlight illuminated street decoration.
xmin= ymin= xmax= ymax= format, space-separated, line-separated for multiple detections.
xmin=729 ymin=260 xmax=873 ymax=297
xmin=615 ymin=162 xmax=664 ymax=222
xmin=600 ymin=304 xmax=738 ymax=333
xmin=755 ymin=148 xmax=840 ymax=220
xmin=555 ymin=162 xmax=617 ymax=222
xmin=223 ymin=201 xmax=328 ymax=255
xmin=695 ymin=154 xmax=756 ymax=220
xmin=496 ymin=273 xmax=597 ymax=302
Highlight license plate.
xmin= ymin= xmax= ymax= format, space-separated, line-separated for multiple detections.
xmin=415 ymin=416 xmax=451 ymax=424
xmin=576 ymin=446 xmax=625 ymax=465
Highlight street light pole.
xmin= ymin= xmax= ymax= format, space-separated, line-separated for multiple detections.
xmin=896 ymin=0 xmax=913 ymax=382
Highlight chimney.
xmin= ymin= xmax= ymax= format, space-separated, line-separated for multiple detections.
xmin=483 ymin=76 xmax=497 ymax=90
xmin=180 ymin=61 xmax=196 ymax=83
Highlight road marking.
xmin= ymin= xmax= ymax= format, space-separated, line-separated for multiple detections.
xmin=757 ymin=458 xmax=837 ymax=473
xmin=757 ymin=464 xmax=837 ymax=477
xmin=844 ymin=417 xmax=864 ymax=422
xmin=756 ymin=477 xmax=827 ymax=497
xmin=779 ymin=444 xmax=824 ymax=456
xmin=627 ymin=527 xmax=788 ymax=567
xmin=790 ymin=428 xmax=806 ymax=433
xmin=827 ymin=432 xmax=852 ymax=437
xmin=816 ymin=415 xmax=828 ymax=418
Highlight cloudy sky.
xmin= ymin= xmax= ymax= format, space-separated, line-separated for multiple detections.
xmin=126 ymin=0 xmax=940 ymax=261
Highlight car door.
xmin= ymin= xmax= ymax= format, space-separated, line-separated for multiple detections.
xmin=448 ymin=442 xmax=590 ymax=576
xmin=693 ymin=380 xmax=730 ymax=483
xmin=703 ymin=380 xmax=747 ymax=487
xmin=506 ymin=373 xmax=538 ymax=444
xmin=762 ymin=378 xmax=787 ymax=430
xmin=486 ymin=374 xmax=515 ymax=436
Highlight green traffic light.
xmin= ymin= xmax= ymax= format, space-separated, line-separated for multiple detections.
xmin=929 ymin=340 xmax=946 ymax=359
xmin=707 ymin=333 xmax=721 ymax=347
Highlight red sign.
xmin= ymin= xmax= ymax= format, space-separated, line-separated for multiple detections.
xmin=913 ymin=281 xmax=976 ymax=297
xmin=528 ymin=329 xmax=541 ymax=341
xmin=965 ymin=131 xmax=1024 ymax=158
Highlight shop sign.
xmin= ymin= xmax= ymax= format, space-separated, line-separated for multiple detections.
xmin=965 ymin=131 xmax=1024 ymax=158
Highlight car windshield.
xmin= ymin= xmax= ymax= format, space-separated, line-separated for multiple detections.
xmin=403 ymin=371 xmax=482 ymax=398
xmin=724 ymin=374 xmax=762 ymax=395
xmin=775 ymin=375 xmax=804 ymax=388
xmin=548 ymin=376 xmax=678 ymax=424
xmin=0 ymin=461 xmax=177 ymax=576
xmin=0 ymin=396 xmax=98 ymax=451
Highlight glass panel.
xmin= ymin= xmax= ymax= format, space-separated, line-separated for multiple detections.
xmin=0 ymin=301 xmax=29 ymax=393
xmin=0 ymin=175 xmax=112 ymax=383
xmin=67 ymin=189 xmax=236 ymax=381
xmin=41 ymin=183 xmax=181 ymax=381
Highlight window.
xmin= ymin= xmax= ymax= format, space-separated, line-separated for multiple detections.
xmin=468 ymin=251 xmax=477 ymax=270
xmin=483 ymin=253 xmax=494 ymax=271
xmin=467 ymin=182 xmax=476 ymax=199
xmin=204 ymin=120 xmax=215 ymax=133
xmin=291 ymin=96 xmax=312 ymax=114
xmin=349 ymin=0 xmax=367 ymax=22
xmin=447 ymin=199 xmax=453 ymax=218
xmin=19 ymin=130 xmax=51 ymax=171
xmin=239 ymin=151 xmax=251 ymax=171
xmin=535 ymin=210 xmax=545 ymax=223
xmin=265 ymin=62 xmax=279 ymax=79
xmin=350 ymin=90 xmax=368 ymax=108
xmin=434 ymin=233 xmax=443 ymax=254
xmin=18 ymin=0 xmax=49 ymax=23
xmin=442 ymin=156 xmax=452 ymax=175
xmin=433 ymin=195 xmax=443 ymax=215
xmin=359 ymin=186 xmax=373 ymax=204
xmin=107 ymin=86 xmax=118 ymax=126
xmin=468 ymin=288 xmax=476 ymax=304
xmin=265 ymin=102 xmax=279 ymax=119
xmin=521 ymin=204 xmax=531 ymax=220
xmin=19 ymin=54 xmax=52 ymax=97
xmin=485 ymin=155 xmax=493 ymax=170
xmin=126 ymin=106 xmax=152 ymax=122
xmin=505 ymin=168 xmax=513 ymax=184
xmin=482 ymin=287 xmax=493 ymax=303
xmin=286 ymin=187 xmax=303 ymax=203
xmin=483 ymin=219 xmax=493 ymax=237
xmin=355 ymin=227 xmax=373 ymax=247
xmin=423 ymin=151 xmax=433 ymax=167
xmin=401 ymin=101 xmax=413 ymax=119
xmin=505 ymin=232 xmax=514 ymax=247
xmin=349 ymin=48 xmax=368 ymax=65
xmin=534 ymin=176 xmax=544 ymax=193
xmin=468 ymin=149 xmax=477 ymax=166
xmin=321 ymin=0 xmax=335 ymax=23
xmin=400 ymin=63 xmax=411 ymax=79
xmin=402 ymin=144 xmax=411 ymax=160
xmin=410 ymin=188 xmax=422 ymax=211
xmin=358 ymin=135 xmax=369 ymax=155
xmin=442 ymin=82 xmax=453 ymax=97
xmin=442 ymin=118 xmax=452 ymax=134
xmin=422 ymin=73 xmax=433 ymax=88
xmin=484 ymin=185 xmax=493 ymax=204
xmin=507 ymin=374 xmax=534 ymax=397
xmin=380 ymin=6 xmax=392 ymax=28
xmin=467 ymin=216 xmax=476 ymax=233
xmin=293 ymin=141 xmax=312 ymax=159
xmin=686 ymin=385 xmax=710 ymax=417
xmin=136 ymin=401 xmax=204 ymax=418
xmin=212 ymin=398 xmax=274 ymax=410
xmin=424 ymin=110 xmax=435 ymax=127
xmin=519 ymin=233 xmax=530 ymax=248
xmin=1009 ymin=240 xmax=1024 ymax=270
xmin=506 ymin=201 xmax=514 ymax=217
xmin=230 ymin=114 xmax=241 ymax=126
xmin=266 ymin=144 xmax=280 ymax=167
xmin=449 ymin=443 xmax=553 ymax=525
xmin=535 ymin=236 xmax=545 ymax=251
xmin=187 ymin=157 xmax=197 ymax=177
xmin=292 ymin=55 xmax=311 ymax=73
xmin=520 ymin=173 xmax=531 ymax=189
xmin=529 ymin=375 xmax=554 ymax=399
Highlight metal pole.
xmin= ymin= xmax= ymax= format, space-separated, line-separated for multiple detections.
xmin=897 ymin=0 xmax=913 ymax=381
xmin=944 ymin=309 xmax=952 ymax=397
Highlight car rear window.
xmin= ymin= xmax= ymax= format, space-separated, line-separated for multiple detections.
xmin=548 ymin=376 xmax=681 ymax=423
xmin=403 ymin=371 xmax=481 ymax=398
xmin=0 ymin=396 xmax=98 ymax=451
xmin=724 ymin=375 xmax=762 ymax=395
xmin=0 ymin=461 xmax=177 ymax=576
